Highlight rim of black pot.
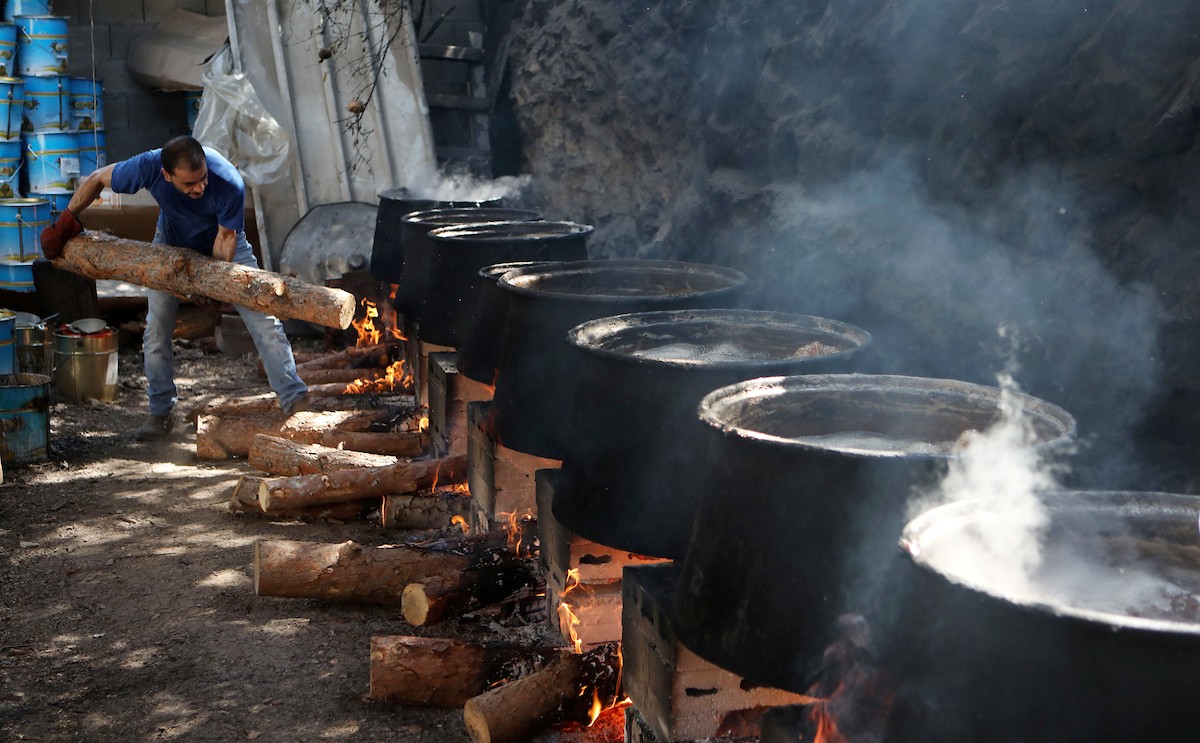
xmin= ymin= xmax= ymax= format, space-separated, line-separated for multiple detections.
xmin=697 ymin=373 xmax=1076 ymax=459
xmin=427 ymin=220 xmax=594 ymax=243
xmin=400 ymin=207 xmax=544 ymax=227
xmin=498 ymin=259 xmax=748 ymax=304
xmin=478 ymin=260 xmax=553 ymax=282
xmin=900 ymin=490 xmax=1200 ymax=636
xmin=567 ymin=309 xmax=872 ymax=370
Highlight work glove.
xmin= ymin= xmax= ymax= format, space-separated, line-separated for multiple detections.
xmin=40 ymin=209 xmax=83 ymax=260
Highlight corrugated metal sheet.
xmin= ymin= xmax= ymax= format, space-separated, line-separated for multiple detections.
xmin=223 ymin=0 xmax=437 ymax=270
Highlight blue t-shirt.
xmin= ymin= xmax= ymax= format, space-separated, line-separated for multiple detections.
xmin=109 ymin=146 xmax=245 ymax=256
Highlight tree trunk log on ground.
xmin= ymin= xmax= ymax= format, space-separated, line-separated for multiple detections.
xmin=462 ymin=644 xmax=622 ymax=743
xmin=299 ymin=367 xmax=386 ymax=385
xmin=196 ymin=409 xmax=415 ymax=460
xmin=228 ymin=475 xmax=371 ymax=519
xmin=295 ymin=343 xmax=396 ymax=371
xmin=187 ymin=389 xmax=412 ymax=421
xmin=381 ymin=492 xmax=473 ymax=531
xmin=55 ymin=231 xmax=356 ymax=329
xmin=258 ymin=454 xmax=466 ymax=512
xmin=369 ymin=636 xmax=562 ymax=707
xmin=401 ymin=560 xmax=542 ymax=627
xmin=248 ymin=435 xmax=397 ymax=476
xmin=253 ymin=539 xmax=474 ymax=604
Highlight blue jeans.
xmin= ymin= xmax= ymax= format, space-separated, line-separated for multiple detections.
xmin=144 ymin=232 xmax=308 ymax=416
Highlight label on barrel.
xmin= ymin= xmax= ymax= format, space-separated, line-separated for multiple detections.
xmin=105 ymin=354 xmax=117 ymax=386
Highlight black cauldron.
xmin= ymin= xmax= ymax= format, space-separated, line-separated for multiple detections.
xmin=670 ymin=374 xmax=1076 ymax=694
xmin=886 ymin=490 xmax=1200 ymax=742
xmin=553 ymin=310 xmax=872 ymax=558
xmin=392 ymin=208 xmax=544 ymax=318
xmin=418 ymin=221 xmax=592 ymax=347
xmin=490 ymin=260 xmax=748 ymax=459
xmin=368 ymin=190 xmax=503 ymax=282
xmin=457 ymin=261 xmax=547 ymax=386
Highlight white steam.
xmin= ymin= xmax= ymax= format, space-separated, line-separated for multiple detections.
xmin=910 ymin=349 xmax=1063 ymax=597
xmin=407 ymin=173 xmax=534 ymax=203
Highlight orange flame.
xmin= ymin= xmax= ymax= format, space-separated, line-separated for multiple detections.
xmin=557 ymin=568 xmax=584 ymax=653
xmin=418 ymin=415 xmax=430 ymax=432
xmin=450 ymin=515 xmax=469 ymax=534
xmin=496 ymin=510 xmax=531 ymax=555
xmin=351 ymin=299 xmax=382 ymax=346
xmin=344 ymin=358 xmax=412 ymax=395
xmin=586 ymin=687 xmax=602 ymax=726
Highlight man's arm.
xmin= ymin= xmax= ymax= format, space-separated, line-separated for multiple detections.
xmin=40 ymin=163 xmax=116 ymax=259
xmin=212 ymin=225 xmax=237 ymax=262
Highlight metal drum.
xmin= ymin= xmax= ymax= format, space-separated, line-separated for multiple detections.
xmin=0 ymin=197 xmax=49 ymax=260
xmin=0 ymin=308 xmax=14 ymax=372
xmin=20 ymin=74 xmax=68 ymax=131
xmin=0 ymin=76 xmax=22 ymax=141
xmin=0 ymin=371 xmax=49 ymax=463
xmin=0 ymin=25 xmax=16 ymax=78
xmin=0 ymin=260 xmax=34 ymax=291
xmin=68 ymin=76 xmax=101 ymax=131
xmin=28 ymin=190 xmax=66 ymax=218
xmin=15 ymin=16 xmax=68 ymax=76
xmin=185 ymin=89 xmax=202 ymax=131
xmin=0 ymin=138 xmax=21 ymax=197
xmin=76 ymin=129 xmax=104 ymax=177
xmin=53 ymin=325 xmax=117 ymax=403
xmin=24 ymin=130 xmax=76 ymax=192
xmin=14 ymin=317 xmax=48 ymax=374
xmin=4 ymin=1 xmax=51 ymax=23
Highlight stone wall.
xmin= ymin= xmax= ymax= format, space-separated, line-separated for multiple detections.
xmin=506 ymin=0 xmax=1200 ymax=488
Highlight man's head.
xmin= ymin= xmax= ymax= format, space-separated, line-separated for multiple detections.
xmin=161 ymin=136 xmax=208 ymax=199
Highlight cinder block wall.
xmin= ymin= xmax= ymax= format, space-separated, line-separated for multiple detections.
xmin=55 ymin=0 xmax=226 ymax=161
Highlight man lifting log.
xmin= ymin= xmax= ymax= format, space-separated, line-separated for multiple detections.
xmin=40 ymin=135 xmax=312 ymax=441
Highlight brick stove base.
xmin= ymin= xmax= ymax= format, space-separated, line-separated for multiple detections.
xmin=466 ymin=400 xmax=560 ymax=534
xmin=623 ymin=563 xmax=810 ymax=742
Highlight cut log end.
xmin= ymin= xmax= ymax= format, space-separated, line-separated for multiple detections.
xmin=400 ymin=583 xmax=430 ymax=626
xmin=336 ymin=294 xmax=357 ymax=330
xmin=463 ymin=701 xmax=494 ymax=743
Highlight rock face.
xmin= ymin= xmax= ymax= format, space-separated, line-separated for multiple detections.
xmin=506 ymin=0 xmax=1200 ymax=487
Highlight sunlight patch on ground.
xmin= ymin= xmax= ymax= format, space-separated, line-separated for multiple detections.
xmin=321 ymin=722 xmax=363 ymax=738
xmin=196 ymin=568 xmax=251 ymax=590
xmin=120 ymin=646 xmax=160 ymax=670
xmin=255 ymin=618 xmax=312 ymax=637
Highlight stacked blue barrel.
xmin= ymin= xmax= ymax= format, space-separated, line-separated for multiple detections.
xmin=0 ymin=1 xmax=105 ymax=291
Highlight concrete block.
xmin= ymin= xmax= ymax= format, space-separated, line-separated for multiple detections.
xmin=67 ymin=25 xmax=112 ymax=69
xmin=87 ymin=1 xmax=146 ymax=23
xmin=107 ymin=22 xmax=154 ymax=59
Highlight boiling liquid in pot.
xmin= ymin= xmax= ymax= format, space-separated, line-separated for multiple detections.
xmin=790 ymin=430 xmax=963 ymax=456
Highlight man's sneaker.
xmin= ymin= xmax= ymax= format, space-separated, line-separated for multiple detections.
xmin=284 ymin=393 xmax=313 ymax=416
xmin=134 ymin=413 xmax=175 ymax=442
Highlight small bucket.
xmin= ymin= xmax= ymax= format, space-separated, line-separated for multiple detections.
xmin=14 ymin=319 xmax=48 ymax=374
xmin=20 ymin=74 xmax=68 ymax=132
xmin=24 ymin=130 xmax=77 ymax=192
xmin=0 ymin=308 xmax=14 ymax=372
xmin=0 ymin=76 xmax=22 ymax=141
xmin=15 ymin=16 xmax=68 ymax=77
xmin=0 ymin=260 xmax=34 ymax=291
xmin=0 ymin=197 xmax=48 ymax=260
xmin=4 ymin=1 xmax=51 ymax=23
xmin=69 ymin=76 xmax=102 ymax=131
xmin=0 ymin=371 xmax=49 ymax=463
xmin=76 ymin=129 xmax=104 ymax=177
xmin=0 ymin=24 xmax=16 ymax=77
xmin=53 ymin=325 xmax=117 ymax=403
xmin=0 ymin=138 xmax=22 ymax=197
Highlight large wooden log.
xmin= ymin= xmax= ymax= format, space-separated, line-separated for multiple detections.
xmin=299 ymin=367 xmax=386 ymax=385
xmin=257 ymin=453 xmax=467 ymax=512
xmin=462 ymin=643 xmax=622 ymax=743
xmin=295 ymin=343 xmax=396 ymax=371
xmin=188 ymin=389 xmax=407 ymax=420
xmin=54 ymin=231 xmax=356 ymax=328
xmin=228 ymin=475 xmax=371 ymax=520
xmin=254 ymin=539 xmax=473 ymax=604
xmin=196 ymin=409 xmax=422 ymax=460
xmin=248 ymin=435 xmax=396 ymax=475
xmin=369 ymin=636 xmax=561 ymax=708
xmin=381 ymin=492 xmax=472 ymax=531
xmin=400 ymin=560 xmax=542 ymax=626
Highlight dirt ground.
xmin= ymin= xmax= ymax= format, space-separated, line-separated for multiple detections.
xmin=0 ymin=330 xmax=583 ymax=742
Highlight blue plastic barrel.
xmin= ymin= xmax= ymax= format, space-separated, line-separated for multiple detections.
xmin=0 ymin=309 xmax=15 ymax=372
xmin=0 ymin=371 xmax=50 ymax=463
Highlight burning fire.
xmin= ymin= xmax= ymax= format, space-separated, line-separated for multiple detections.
xmin=450 ymin=515 xmax=469 ymax=534
xmin=804 ymin=615 xmax=895 ymax=743
xmin=418 ymin=415 xmax=430 ymax=432
xmin=497 ymin=510 xmax=532 ymax=556
xmin=351 ymin=298 xmax=406 ymax=347
xmin=558 ymin=567 xmax=584 ymax=653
